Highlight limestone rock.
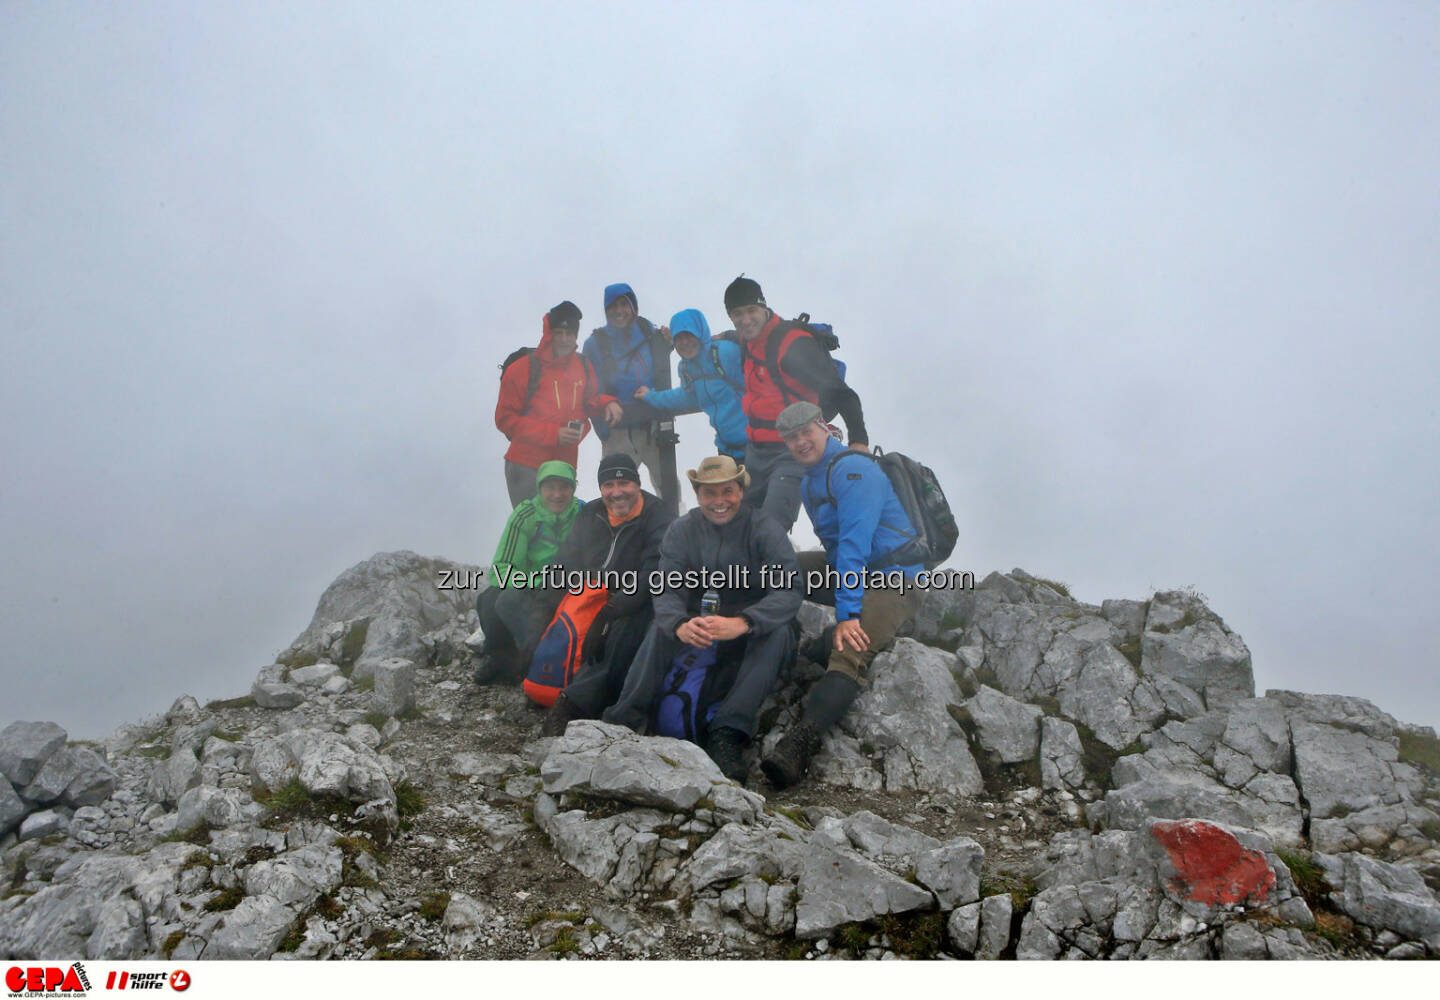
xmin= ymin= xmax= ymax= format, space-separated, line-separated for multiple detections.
xmin=793 ymin=844 xmax=934 ymax=939
xmin=371 ymin=658 xmax=416 ymax=718
xmin=243 ymin=844 xmax=343 ymax=910
xmin=947 ymin=901 xmax=981 ymax=954
xmin=85 ymin=896 xmax=148 ymax=958
xmin=1039 ymin=717 xmax=1086 ymax=791
xmin=288 ymin=663 xmax=342 ymax=688
xmin=19 ymin=808 xmax=69 ymax=841
xmin=1319 ymin=852 xmax=1440 ymax=942
xmin=976 ymin=894 xmax=1013 ymax=959
xmin=150 ymin=749 xmax=203 ymax=806
xmin=914 ymin=838 xmax=984 ymax=909
xmin=839 ymin=810 xmax=940 ymax=861
xmin=281 ymin=550 xmax=482 ymax=669
xmin=1 ymin=779 xmax=31 ymax=836
xmin=206 ymin=894 xmax=298 ymax=960
xmin=285 ymin=730 xmax=396 ymax=805
xmin=542 ymin=721 xmax=762 ymax=820
xmin=838 ymin=639 xmax=984 ymax=795
xmin=443 ymin=891 xmax=498 ymax=952
xmin=963 ymin=685 xmax=1042 ymax=763
xmin=0 ymin=721 xmax=68 ymax=787
xmin=1141 ymin=591 xmax=1254 ymax=711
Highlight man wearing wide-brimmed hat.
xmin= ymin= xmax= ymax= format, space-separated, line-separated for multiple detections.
xmin=600 ymin=454 xmax=801 ymax=783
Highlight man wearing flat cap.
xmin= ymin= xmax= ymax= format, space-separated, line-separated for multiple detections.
xmin=600 ymin=455 xmax=802 ymax=782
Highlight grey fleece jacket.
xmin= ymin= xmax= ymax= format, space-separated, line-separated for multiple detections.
xmin=653 ymin=504 xmax=802 ymax=638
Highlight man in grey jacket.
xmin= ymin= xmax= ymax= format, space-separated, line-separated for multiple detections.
xmin=602 ymin=455 xmax=801 ymax=782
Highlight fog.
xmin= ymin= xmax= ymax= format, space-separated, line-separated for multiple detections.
xmin=2 ymin=2 xmax=1436 ymax=737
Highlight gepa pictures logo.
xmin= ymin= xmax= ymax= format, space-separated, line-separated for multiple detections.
xmin=5 ymin=963 xmax=90 ymax=996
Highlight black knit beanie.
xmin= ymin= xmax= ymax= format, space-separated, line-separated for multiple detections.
xmin=723 ymin=275 xmax=766 ymax=313
xmin=548 ymin=300 xmax=582 ymax=331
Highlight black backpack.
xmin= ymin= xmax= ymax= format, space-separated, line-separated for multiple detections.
xmin=817 ymin=447 xmax=959 ymax=570
xmin=754 ymin=313 xmax=848 ymax=405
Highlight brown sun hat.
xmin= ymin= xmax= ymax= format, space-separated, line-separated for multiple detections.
xmin=686 ymin=455 xmax=751 ymax=490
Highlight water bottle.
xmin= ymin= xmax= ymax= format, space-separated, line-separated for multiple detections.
xmin=700 ymin=589 xmax=721 ymax=616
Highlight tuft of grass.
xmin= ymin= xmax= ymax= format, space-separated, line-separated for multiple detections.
xmin=210 ymin=728 xmax=244 ymax=743
xmin=340 ymin=621 xmax=370 ymax=666
xmin=160 ymin=823 xmax=212 ymax=847
xmin=1419 ymin=818 xmax=1440 ymax=843
xmin=770 ymin=805 xmax=812 ymax=829
xmin=162 ymin=931 xmax=186 ymax=959
xmin=253 ymin=779 xmax=314 ymax=820
xmin=1116 ymin=637 xmax=1143 ymax=669
xmin=353 ymin=676 xmax=376 ymax=694
xmin=1070 ymin=721 xmax=1143 ymax=789
xmin=203 ymin=885 xmax=245 ymax=912
xmin=315 ymin=893 xmax=342 ymax=919
xmin=1398 ymin=730 xmax=1440 ymax=776
xmin=524 ymin=909 xmax=586 ymax=928
xmin=1277 ymin=849 xmax=1331 ymax=908
xmin=361 ymin=710 xmax=389 ymax=731
xmin=276 ymin=649 xmax=319 ymax=669
xmin=180 ymin=853 xmax=213 ymax=872
xmin=836 ymin=923 xmax=873 ymax=953
xmin=418 ymin=891 xmax=451 ymax=923
xmin=549 ymin=926 xmax=581 ymax=956
xmin=1029 ymin=576 xmax=1071 ymax=598
xmin=877 ymin=911 xmax=946 ymax=958
xmin=778 ymin=938 xmax=811 ymax=960
xmin=395 ymin=781 xmax=426 ymax=819
xmin=241 ymin=845 xmax=278 ymax=867
xmin=980 ymin=868 xmax=1037 ymax=911
xmin=1311 ymin=911 xmax=1357 ymax=950
xmin=205 ymin=695 xmax=257 ymax=711
xmin=135 ymin=744 xmax=172 ymax=760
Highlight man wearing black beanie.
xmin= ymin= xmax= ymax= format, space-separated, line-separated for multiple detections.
xmin=722 ymin=275 xmax=870 ymax=531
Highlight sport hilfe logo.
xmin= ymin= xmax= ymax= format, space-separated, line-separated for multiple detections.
xmin=5 ymin=964 xmax=91 ymax=995
xmin=101 ymin=972 xmax=188 ymax=992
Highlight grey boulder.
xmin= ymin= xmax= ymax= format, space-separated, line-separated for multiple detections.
xmin=0 ymin=721 xmax=68 ymax=787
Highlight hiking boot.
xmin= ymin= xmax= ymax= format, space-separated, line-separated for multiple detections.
xmin=761 ymin=720 xmax=822 ymax=790
xmin=471 ymin=651 xmax=519 ymax=687
xmin=704 ymin=726 xmax=749 ymax=784
xmin=540 ymin=694 xmax=582 ymax=737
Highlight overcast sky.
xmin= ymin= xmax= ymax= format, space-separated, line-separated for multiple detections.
xmin=2 ymin=2 xmax=1436 ymax=738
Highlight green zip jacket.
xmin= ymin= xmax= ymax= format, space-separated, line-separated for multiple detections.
xmin=489 ymin=461 xmax=583 ymax=588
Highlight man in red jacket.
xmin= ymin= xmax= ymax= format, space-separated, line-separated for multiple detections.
xmin=496 ymin=301 xmax=624 ymax=507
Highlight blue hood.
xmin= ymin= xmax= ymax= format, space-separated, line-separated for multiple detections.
xmin=668 ymin=308 xmax=712 ymax=349
xmin=603 ymin=282 xmax=637 ymax=312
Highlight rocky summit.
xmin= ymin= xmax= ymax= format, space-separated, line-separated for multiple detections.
xmin=3 ymin=551 xmax=1439 ymax=961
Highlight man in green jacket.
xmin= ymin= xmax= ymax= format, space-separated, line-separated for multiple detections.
xmin=474 ymin=460 xmax=583 ymax=685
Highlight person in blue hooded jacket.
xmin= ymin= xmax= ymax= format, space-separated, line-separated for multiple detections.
xmin=583 ymin=283 xmax=673 ymax=492
xmin=633 ymin=308 xmax=748 ymax=463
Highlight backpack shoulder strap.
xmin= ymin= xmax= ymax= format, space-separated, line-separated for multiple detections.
xmin=817 ymin=449 xmax=872 ymax=508
xmin=524 ymin=349 xmax=542 ymax=408
xmin=764 ymin=321 xmax=811 ymax=405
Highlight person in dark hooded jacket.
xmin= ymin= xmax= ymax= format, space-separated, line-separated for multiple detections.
xmin=539 ymin=453 xmax=676 ymax=735
xmin=496 ymin=300 xmax=623 ymax=507
xmin=634 ymin=308 xmax=748 ymax=462
xmin=601 ymin=455 xmax=800 ymax=782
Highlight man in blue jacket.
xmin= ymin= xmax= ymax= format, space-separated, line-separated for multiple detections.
xmin=583 ymin=283 xmax=673 ymax=495
xmin=633 ymin=309 xmax=748 ymax=463
xmin=761 ymin=402 xmax=926 ymax=789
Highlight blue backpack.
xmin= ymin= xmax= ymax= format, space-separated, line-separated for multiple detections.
xmin=653 ymin=645 xmax=730 ymax=742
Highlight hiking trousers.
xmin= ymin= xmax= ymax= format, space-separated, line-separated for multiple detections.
xmin=504 ymin=460 xmax=539 ymax=508
xmin=797 ymin=550 xmax=923 ymax=683
xmin=603 ymin=620 xmax=798 ymax=738
xmin=554 ymin=607 xmax=655 ymax=718
xmin=476 ymin=586 xmax=547 ymax=661
xmin=743 ymin=441 xmax=804 ymax=533
xmin=602 ymin=424 xmax=665 ymax=495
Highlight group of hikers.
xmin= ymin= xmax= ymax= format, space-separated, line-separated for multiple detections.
xmin=478 ymin=276 xmax=947 ymax=789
